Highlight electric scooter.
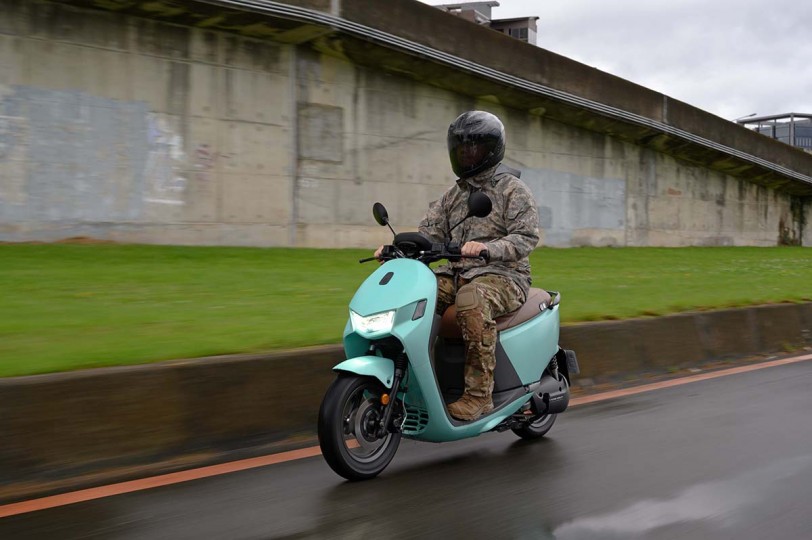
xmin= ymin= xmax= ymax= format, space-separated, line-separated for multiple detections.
xmin=317 ymin=192 xmax=579 ymax=480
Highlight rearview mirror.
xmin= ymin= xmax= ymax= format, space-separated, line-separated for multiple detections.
xmin=467 ymin=191 xmax=492 ymax=218
xmin=372 ymin=202 xmax=389 ymax=226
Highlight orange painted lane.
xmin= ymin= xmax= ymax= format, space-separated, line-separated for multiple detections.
xmin=0 ymin=446 xmax=322 ymax=519
xmin=1 ymin=353 xmax=810 ymax=519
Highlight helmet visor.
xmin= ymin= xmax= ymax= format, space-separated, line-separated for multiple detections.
xmin=451 ymin=140 xmax=490 ymax=176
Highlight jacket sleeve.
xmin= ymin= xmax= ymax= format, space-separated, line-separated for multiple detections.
xmin=418 ymin=193 xmax=449 ymax=243
xmin=484 ymin=181 xmax=540 ymax=262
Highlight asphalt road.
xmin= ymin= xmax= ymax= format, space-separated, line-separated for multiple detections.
xmin=2 ymin=358 xmax=811 ymax=539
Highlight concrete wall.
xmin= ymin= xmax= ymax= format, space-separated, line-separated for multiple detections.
xmin=500 ymin=119 xmax=799 ymax=247
xmin=0 ymin=0 xmax=809 ymax=247
xmin=0 ymin=1 xmax=297 ymax=246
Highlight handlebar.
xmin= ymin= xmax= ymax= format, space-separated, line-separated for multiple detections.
xmin=359 ymin=246 xmax=489 ymax=264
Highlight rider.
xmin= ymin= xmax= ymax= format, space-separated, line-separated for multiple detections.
xmin=376 ymin=110 xmax=540 ymax=421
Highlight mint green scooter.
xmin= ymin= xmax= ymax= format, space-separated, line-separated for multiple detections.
xmin=318 ymin=193 xmax=579 ymax=480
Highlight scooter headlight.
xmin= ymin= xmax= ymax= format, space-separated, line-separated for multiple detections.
xmin=350 ymin=309 xmax=396 ymax=336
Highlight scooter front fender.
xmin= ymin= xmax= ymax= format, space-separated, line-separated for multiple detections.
xmin=333 ymin=356 xmax=395 ymax=388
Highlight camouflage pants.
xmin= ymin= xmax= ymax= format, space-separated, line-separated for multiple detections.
xmin=436 ymin=274 xmax=525 ymax=398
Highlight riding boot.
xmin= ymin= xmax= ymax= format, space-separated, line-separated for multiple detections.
xmin=447 ymin=301 xmax=496 ymax=421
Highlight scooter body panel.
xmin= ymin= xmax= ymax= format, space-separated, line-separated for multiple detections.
xmin=342 ymin=258 xmax=437 ymax=359
xmin=401 ymin=361 xmax=531 ymax=441
xmin=499 ymin=304 xmax=560 ymax=384
xmin=345 ymin=259 xmax=438 ymax=322
xmin=333 ymin=356 xmax=395 ymax=387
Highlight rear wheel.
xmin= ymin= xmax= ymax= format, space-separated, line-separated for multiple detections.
xmin=318 ymin=374 xmax=401 ymax=480
xmin=511 ymin=412 xmax=557 ymax=440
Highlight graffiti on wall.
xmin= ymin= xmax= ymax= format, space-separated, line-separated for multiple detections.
xmin=143 ymin=115 xmax=188 ymax=206
xmin=141 ymin=115 xmax=216 ymax=206
xmin=193 ymin=143 xmax=215 ymax=183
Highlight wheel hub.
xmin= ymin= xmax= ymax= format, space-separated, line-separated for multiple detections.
xmin=353 ymin=399 xmax=385 ymax=452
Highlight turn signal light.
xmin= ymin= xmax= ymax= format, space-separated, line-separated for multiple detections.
xmin=381 ymin=394 xmax=390 ymax=405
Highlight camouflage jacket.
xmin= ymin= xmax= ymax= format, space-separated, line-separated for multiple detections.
xmin=418 ymin=165 xmax=540 ymax=297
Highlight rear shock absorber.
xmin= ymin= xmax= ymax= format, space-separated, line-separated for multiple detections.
xmin=549 ymin=354 xmax=560 ymax=381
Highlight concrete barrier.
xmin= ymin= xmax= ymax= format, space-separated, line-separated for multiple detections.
xmin=0 ymin=345 xmax=345 ymax=501
xmin=560 ymin=302 xmax=811 ymax=380
xmin=1 ymin=302 xmax=810 ymax=502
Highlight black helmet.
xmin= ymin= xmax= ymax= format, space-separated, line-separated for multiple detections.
xmin=447 ymin=111 xmax=506 ymax=178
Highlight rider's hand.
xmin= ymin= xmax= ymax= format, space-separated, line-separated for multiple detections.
xmin=374 ymin=245 xmax=385 ymax=263
xmin=461 ymin=241 xmax=488 ymax=257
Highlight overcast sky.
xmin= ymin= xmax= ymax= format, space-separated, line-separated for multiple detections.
xmin=419 ymin=0 xmax=811 ymax=122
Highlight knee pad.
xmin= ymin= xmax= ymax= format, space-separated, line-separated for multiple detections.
xmin=455 ymin=283 xmax=482 ymax=312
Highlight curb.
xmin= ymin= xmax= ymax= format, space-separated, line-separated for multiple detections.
xmin=1 ymin=302 xmax=810 ymax=503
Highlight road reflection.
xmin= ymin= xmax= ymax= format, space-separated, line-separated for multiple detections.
xmin=552 ymin=454 xmax=812 ymax=539
xmin=309 ymin=437 xmax=573 ymax=539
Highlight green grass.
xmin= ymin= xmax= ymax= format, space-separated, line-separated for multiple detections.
xmin=1 ymin=244 xmax=811 ymax=377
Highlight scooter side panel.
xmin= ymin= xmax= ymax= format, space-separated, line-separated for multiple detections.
xmin=332 ymin=356 xmax=395 ymax=387
xmin=500 ymin=305 xmax=560 ymax=384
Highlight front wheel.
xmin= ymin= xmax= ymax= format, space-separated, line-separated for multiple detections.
xmin=318 ymin=374 xmax=401 ymax=480
xmin=512 ymin=413 xmax=557 ymax=440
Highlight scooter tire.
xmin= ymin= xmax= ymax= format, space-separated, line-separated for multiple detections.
xmin=512 ymin=413 xmax=557 ymax=440
xmin=318 ymin=374 xmax=401 ymax=481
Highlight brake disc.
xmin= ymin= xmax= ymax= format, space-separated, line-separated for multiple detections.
xmin=353 ymin=399 xmax=385 ymax=452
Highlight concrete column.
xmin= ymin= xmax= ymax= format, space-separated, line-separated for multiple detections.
xmin=289 ymin=45 xmax=299 ymax=246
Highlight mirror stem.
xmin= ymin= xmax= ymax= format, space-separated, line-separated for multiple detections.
xmin=448 ymin=214 xmax=471 ymax=236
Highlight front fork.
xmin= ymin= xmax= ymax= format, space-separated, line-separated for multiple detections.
xmin=376 ymin=352 xmax=408 ymax=438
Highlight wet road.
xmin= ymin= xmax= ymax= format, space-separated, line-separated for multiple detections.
xmin=3 ymin=358 xmax=811 ymax=539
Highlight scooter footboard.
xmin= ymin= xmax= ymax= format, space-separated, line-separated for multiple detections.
xmin=333 ymin=356 xmax=395 ymax=387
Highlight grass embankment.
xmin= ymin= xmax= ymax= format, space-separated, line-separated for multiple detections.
xmin=1 ymin=244 xmax=810 ymax=377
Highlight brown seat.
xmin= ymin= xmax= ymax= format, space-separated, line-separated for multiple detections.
xmin=439 ymin=288 xmax=553 ymax=339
